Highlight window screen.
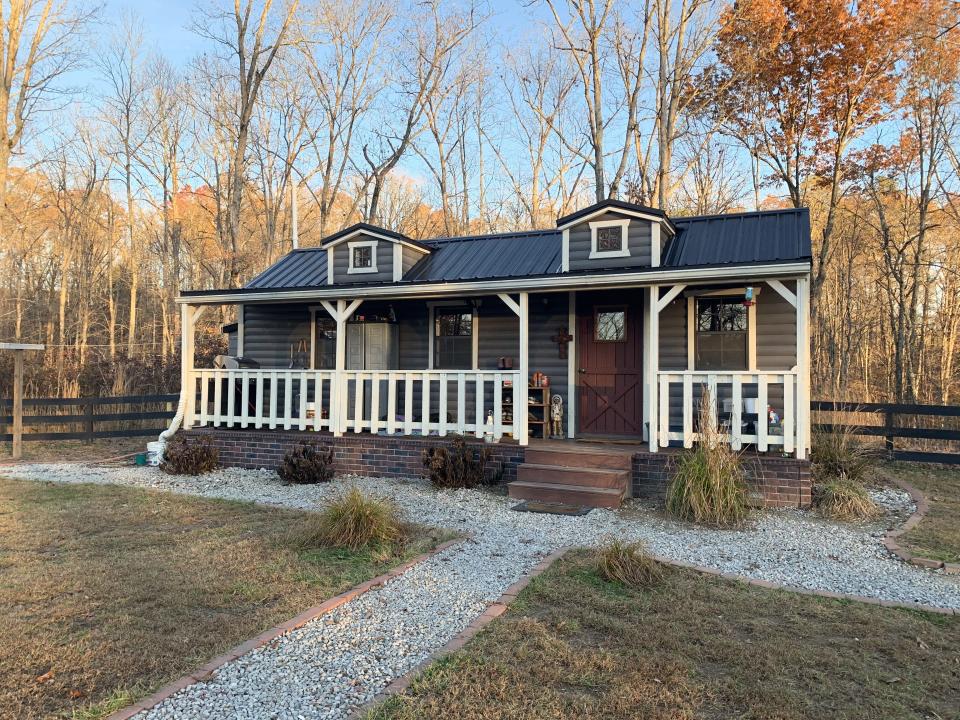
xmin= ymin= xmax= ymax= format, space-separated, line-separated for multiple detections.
xmin=695 ymin=298 xmax=747 ymax=370
xmin=434 ymin=310 xmax=472 ymax=369
xmin=596 ymin=225 xmax=623 ymax=252
xmin=353 ymin=245 xmax=372 ymax=269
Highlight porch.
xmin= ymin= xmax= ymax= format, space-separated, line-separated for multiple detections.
xmin=176 ymin=278 xmax=810 ymax=460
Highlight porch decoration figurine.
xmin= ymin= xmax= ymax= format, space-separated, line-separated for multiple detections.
xmin=550 ymin=394 xmax=564 ymax=438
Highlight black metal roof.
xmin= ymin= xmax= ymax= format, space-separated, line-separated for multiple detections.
xmin=556 ymin=198 xmax=670 ymax=227
xmin=246 ymin=247 xmax=328 ymax=289
xmin=319 ymin=222 xmax=433 ymax=251
xmin=238 ymin=207 xmax=809 ymax=292
xmin=665 ymin=207 xmax=811 ymax=267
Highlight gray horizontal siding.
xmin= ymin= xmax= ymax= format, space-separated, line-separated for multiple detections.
xmin=568 ymin=212 xmax=652 ymax=271
xmin=332 ymin=233 xmax=394 ymax=284
xmin=659 ymin=293 xmax=687 ymax=370
xmin=241 ymin=303 xmax=312 ymax=368
xmin=757 ymin=282 xmax=797 ymax=369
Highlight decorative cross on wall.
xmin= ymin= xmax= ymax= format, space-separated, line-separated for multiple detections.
xmin=551 ymin=327 xmax=573 ymax=359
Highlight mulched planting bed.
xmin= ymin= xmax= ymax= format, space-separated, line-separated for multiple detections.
xmin=0 ymin=477 xmax=443 ymax=720
xmin=369 ymin=549 xmax=960 ymax=720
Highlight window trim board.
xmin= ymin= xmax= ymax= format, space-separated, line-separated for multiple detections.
xmin=686 ymin=295 xmax=756 ymax=371
xmin=588 ymin=218 xmax=631 ymax=259
xmin=347 ymin=240 xmax=378 ymax=274
xmin=427 ymin=301 xmax=479 ymax=370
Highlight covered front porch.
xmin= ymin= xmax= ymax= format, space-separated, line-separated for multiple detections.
xmin=174 ymin=276 xmax=810 ymax=459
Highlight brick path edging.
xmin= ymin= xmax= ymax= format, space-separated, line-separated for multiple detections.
xmin=880 ymin=477 xmax=959 ymax=575
xmin=104 ymin=538 xmax=464 ymax=720
xmin=350 ymin=546 xmax=571 ymax=718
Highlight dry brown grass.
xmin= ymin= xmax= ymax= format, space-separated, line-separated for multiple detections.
xmin=813 ymin=477 xmax=880 ymax=521
xmin=666 ymin=390 xmax=749 ymax=528
xmin=0 ymin=477 xmax=442 ymax=719
xmin=368 ymin=551 xmax=960 ymax=720
xmin=877 ymin=464 xmax=960 ymax=564
xmin=287 ymin=487 xmax=405 ymax=556
xmin=0 ymin=437 xmax=146 ymax=463
xmin=595 ymin=540 xmax=664 ymax=589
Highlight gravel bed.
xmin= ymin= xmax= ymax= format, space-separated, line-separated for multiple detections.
xmin=4 ymin=463 xmax=959 ymax=719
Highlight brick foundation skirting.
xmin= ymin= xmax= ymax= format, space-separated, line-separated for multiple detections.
xmin=181 ymin=428 xmax=811 ymax=509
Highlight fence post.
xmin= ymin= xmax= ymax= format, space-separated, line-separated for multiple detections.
xmin=884 ymin=406 xmax=895 ymax=458
xmin=83 ymin=399 xmax=95 ymax=445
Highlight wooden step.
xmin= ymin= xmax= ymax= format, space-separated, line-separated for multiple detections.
xmin=525 ymin=446 xmax=633 ymax=470
xmin=508 ymin=480 xmax=625 ymax=509
xmin=517 ymin=463 xmax=629 ymax=489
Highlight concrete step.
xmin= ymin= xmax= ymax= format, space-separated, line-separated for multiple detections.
xmin=525 ymin=446 xmax=633 ymax=470
xmin=517 ymin=463 xmax=629 ymax=490
xmin=508 ymin=480 xmax=625 ymax=509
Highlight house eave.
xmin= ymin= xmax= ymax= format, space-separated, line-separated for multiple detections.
xmin=177 ymin=261 xmax=812 ymax=305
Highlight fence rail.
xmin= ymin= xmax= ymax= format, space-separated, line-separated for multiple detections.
xmin=0 ymin=394 xmax=178 ymax=443
xmin=812 ymin=400 xmax=960 ymax=465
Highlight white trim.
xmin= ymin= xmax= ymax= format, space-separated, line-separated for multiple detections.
xmin=323 ymin=228 xmax=431 ymax=254
xmin=657 ymin=284 xmax=686 ymax=313
xmin=556 ymin=206 xmax=674 ymax=233
xmin=646 ymin=285 xmax=660 ymax=451
xmin=651 ymin=221 xmax=661 ymax=267
xmin=519 ymin=292 xmax=529 ymax=445
xmin=766 ymin=278 xmax=797 ymax=307
xmin=496 ymin=292 xmax=521 ymax=316
xmin=561 ymin=228 xmax=570 ymax=272
xmin=393 ymin=243 xmax=403 ymax=281
xmin=347 ymin=240 xmax=378 ymax=274
xmin=567 ymin=291 xmax=576 ymax=439
xmin=326 ymin=248 xmax=334 ymax=285
xmin=309 ymin=308 xmax=316 ymax=369
xmin=796 ymin=277 xmax=810 ymax=458
xmin=178 ymin=263 xmax=813 ymax=305
xmin=748 ymin=303 xmax=757 ymax=371
xmin=686 ymin=297 xmax=695 ymax=370
xmin=588 ymin=218 xmax=631 ymax=259
xmin=236 ymin=304 xmax=245 ymax=356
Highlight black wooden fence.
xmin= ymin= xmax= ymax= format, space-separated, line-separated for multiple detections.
xmin=0 ymin=394 xmax=178 ymax=443
xmin=812 ymin=400 xmax=960 ymax=465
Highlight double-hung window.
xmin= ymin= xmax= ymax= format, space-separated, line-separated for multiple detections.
xmin=433 ymin=309 xmax=473 ymax=369
xmin=695 ymin=297 xmax=747 ymax=370
xmin=348 ymin=240 xmax=377 ymax=273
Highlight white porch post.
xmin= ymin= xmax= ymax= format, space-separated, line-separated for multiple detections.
xmin=796 ymin=277 xmax=810 ymax=459
xmin=646 ymin=285 xmax=660 ymax=452
xmin=180 ymin=303 xmax=204 ymax=430
xmin=334 ymin=299 xmax=347 ymax=437
xmin=567 ymin=291 xmax=576 ymax=438
xmin=519 ymin=292 xmax=529 ymax=445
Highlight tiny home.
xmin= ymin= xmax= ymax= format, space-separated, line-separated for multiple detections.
xmin=167 ymin=199 xmax=813 ymax=508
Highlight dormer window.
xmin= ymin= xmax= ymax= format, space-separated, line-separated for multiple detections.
xmin=348 ymin=240 xmax=377 ymax=274
xmin=588 ymin=218 xmax=630 ymax=259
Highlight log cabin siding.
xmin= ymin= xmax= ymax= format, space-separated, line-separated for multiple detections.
xmin=567 ymin=212 xmax=653 ymax=271
xmin=331 ymin=234 xmax=394 ymax=284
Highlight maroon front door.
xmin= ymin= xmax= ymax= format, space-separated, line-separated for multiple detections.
xmin=577 ymin=292 xmax=643 ymax=436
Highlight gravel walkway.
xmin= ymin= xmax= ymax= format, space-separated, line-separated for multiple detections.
xmin=4 ymin=463 xmax=959 ymax=719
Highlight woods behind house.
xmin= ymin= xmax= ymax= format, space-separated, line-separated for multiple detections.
xmin=1 ymin=0 xmax=958 ymax=405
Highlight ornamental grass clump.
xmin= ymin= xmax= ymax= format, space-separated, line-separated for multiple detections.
xmin=811 ymin=422 xmax=877 ymax=484
xmin=813 ymin=476 xmax=879 ymax=521
xmin=666 ymin=390 xmax=749 ymax=528
xmin=422 ymin=435 xmax=493 ymax=489
xmin=289 ymin=487 xmax=405 ymax=555
xmin=595 ymin=539 xmax=664 ymax=589
xmin=277 ymin=443 xmax=335 ymax=485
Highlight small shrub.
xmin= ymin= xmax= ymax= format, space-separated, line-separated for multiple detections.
xmin=596 ymin=540 xmax=664 ymax=589
xmin=289 ymin=487 xmax=404 ymax=553
xmin=812 ymin=423 xmax=876 ymax=483
xmin=814 ymin=477 xmax=879 ymax=521
xmin=278 ymin=443 xmax=335 ymax=485
xmin=422 ymin=435 xmax=493 ymax=489
xmin=160 ymin=435 xmax=219 ymax=475
xmin=666 ymin=389 xmax=749 ymax=527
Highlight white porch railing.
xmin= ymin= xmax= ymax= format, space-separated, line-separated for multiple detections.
xmin=183 ymin=368 xmax=523 ymax=440
xmin=656 ymin=370 xmax=801 ymax=454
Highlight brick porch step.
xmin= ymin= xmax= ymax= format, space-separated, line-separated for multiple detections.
xmin=517 ymin=463 xmax=629 ymax=489
xmin=507 ymin=480 xmax=625 ymax=509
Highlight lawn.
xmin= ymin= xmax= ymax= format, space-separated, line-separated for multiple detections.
xmin=369 ymin=550 xmax=960 ymax=720
xmin=877 ymin=463 xmax=960 ymax=564
xmin=0 ymin=477 xmax=446 ymax=719
xmin=0 ymin=437 xmax=146 ymax=463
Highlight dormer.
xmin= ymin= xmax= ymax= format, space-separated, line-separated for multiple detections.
xmin=556 ymin=199 xmax=675 ymax=272
xmin=321 ymin=223 xmax=432 ymax=285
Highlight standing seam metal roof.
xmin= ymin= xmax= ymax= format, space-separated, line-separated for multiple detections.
xmin=243 ymin=207 xmax=810 ymax=290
